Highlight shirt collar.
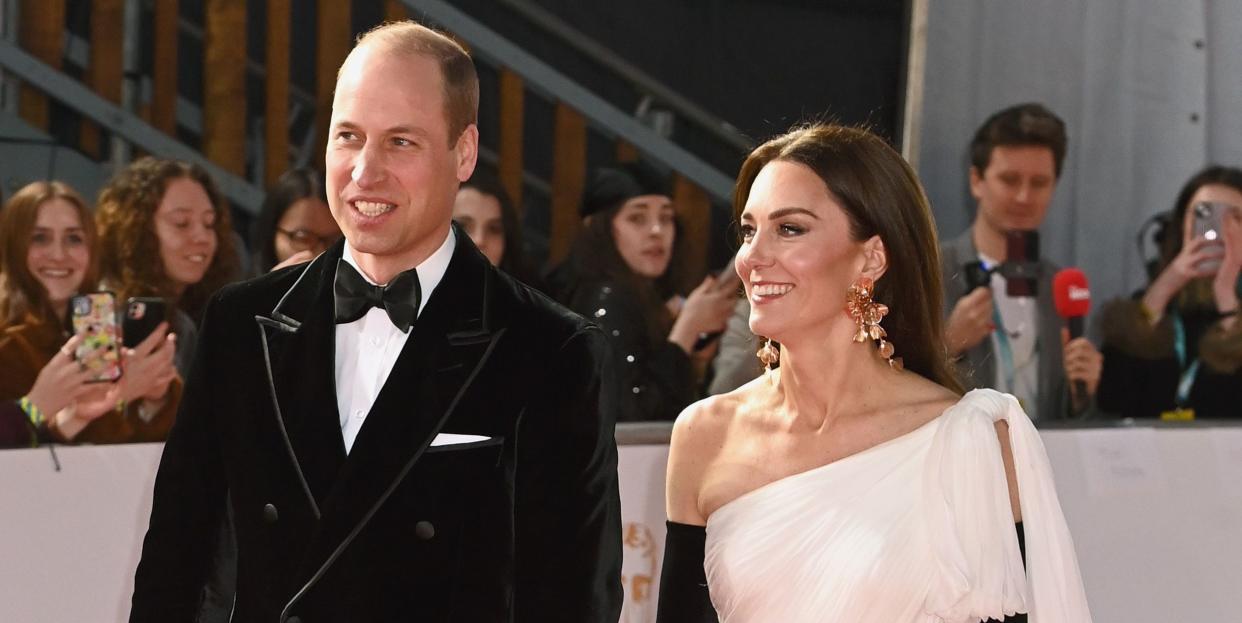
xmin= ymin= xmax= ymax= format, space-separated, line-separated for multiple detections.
xmin=342 ymin=227 xmax=457 ymax=317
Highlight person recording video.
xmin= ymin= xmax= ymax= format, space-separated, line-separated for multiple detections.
xmin=940 ymin=103 xmax=1102 ymax=420
xmin=1097 ymin=166 xmax=1242 ymax=419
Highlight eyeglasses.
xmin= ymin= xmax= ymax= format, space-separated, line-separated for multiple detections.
xmin=276 ymin=227 xmax=340 ymax=250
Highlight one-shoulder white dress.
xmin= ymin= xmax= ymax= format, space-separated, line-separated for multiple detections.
xmin=703 ymin=389 xmax=1092 ymax=622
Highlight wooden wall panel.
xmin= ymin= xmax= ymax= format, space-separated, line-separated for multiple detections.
xmin=615 ymin=140 xmax=638 ymax=163
xmin=315 ymin=0 xmax=352 ymax=167
xmin=150 ymin=0 xmax=179 ymax=135
xmin=384 ymin=0 xmax=408 ymax=22
xmin=549 ymin=103 xmax=587 ymax=264
xmin=81 ymin=0 xmax=124 ymax=158
xmin=673 ymin=174 xmax=710 ymax=287
xmin=17 ymin=0 xmax=66 ymax=130
xmin=203 ymin=0 xmax=247 ymax=175
xmin=498 ymin=69 xmax=524 ymax=211
xmin=265 ymin=0 xmax=291 ymax=184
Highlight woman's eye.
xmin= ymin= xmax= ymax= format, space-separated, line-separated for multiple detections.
xmin=486 ymin=222 xmax=504 ymax=236
xmin=66 ymin=233 xmax=87 ymax=246
xmin=30 ymin=232 xmax=50 ymax=245
xmin=779 ymin=223 xmax=805 ymax=236
xmin=738 ymin=224 xmax=755 ymax=239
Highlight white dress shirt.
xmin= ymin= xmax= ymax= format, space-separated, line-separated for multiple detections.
xmin=981 ymin=252 xmax=1040 ymax=417
xmin=335 ymin=229 xmax=456 ymax=453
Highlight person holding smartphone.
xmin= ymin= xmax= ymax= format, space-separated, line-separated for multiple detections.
xmin=550 ymin=162 xmax=737 ymax=422
xmin=0 ymin=181 xmax=180 ymax=447
xmin=1096 ymin=166 xmax=1242 ymax=418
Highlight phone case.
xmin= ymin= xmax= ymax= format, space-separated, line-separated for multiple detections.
xmin=70 ymin=292 xmax=123 ymax=383
xmin=123 ymin=297 xmax=167 ymax=349
xmin=1193 ymin=202 xmax=1223 ymax=240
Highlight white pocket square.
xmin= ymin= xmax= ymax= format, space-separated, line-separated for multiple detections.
xmin=430 ymin=433 xmax=492 ymax=447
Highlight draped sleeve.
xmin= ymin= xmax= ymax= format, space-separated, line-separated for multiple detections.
xmin=923 ymin=389 xmax=1093 ymax=623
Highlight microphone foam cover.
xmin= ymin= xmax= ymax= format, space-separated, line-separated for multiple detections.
xmin=1053 ymin=268 xmax=1091 ymax=318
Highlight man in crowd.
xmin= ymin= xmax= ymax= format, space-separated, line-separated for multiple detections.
xmin=940 ymin=103 xmax=1103 ymax=420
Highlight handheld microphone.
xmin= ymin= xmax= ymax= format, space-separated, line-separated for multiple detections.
xmin=1001 ymin=230 xmax=1040 ymax=297
xmin=1053 ymin=268 xmax=1092 ymax=411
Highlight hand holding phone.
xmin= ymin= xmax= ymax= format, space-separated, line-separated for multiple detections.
xmin=70 ymin=292 xmax=122 ymax=383
xmin=1192 ymin=201 xmax=1227 ymax=273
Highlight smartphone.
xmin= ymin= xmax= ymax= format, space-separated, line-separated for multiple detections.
xmin=70 ymin=292 xmax=123 ymax=383
xmin=123 ymin=297 xmax=167 ymax=348
xmin=1192 ymin=202 xmax=1226 ymax=272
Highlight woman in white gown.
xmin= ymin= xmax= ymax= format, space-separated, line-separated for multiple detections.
xmin=656 ymin=123 xmax=1092 ymax=622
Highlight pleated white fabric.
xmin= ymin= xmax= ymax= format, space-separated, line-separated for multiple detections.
xmin=703 ymin=389 xmax=1092 ymax=623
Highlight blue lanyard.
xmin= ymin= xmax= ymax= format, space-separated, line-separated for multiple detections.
xmin=991 ymin=303 xmax=1016 ymax=392
xmin=1171 ymin=312 xmax=1201 ymax=407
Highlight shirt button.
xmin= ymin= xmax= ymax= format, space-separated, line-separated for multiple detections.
xmin=354 ymin=409 xmax=365 ymax=420
xmin=371 ymin=336 xmax=382 ymax=347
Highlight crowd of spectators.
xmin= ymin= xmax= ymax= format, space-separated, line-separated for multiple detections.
xmin=1 ymin=102 xmax=1239 ymax=448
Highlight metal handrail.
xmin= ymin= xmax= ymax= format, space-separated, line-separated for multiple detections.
xmin=403 ymin=0 xmax=736 ymax=203
xmin=495 ymin=0 xmax=753 ymax=153
xmin=0 ymin=39 xmax=264 ymax=213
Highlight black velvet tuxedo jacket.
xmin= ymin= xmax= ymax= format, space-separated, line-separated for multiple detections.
xmin=130 ymin=234 xmax=623 ymax=622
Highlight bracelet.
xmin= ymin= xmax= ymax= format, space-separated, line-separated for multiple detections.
xmin=17 ymin=396 xmax=46 ymax=428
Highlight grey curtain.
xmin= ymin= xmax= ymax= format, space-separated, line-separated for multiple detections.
xmin=916 ymin=0 xmax=1242 ymax=320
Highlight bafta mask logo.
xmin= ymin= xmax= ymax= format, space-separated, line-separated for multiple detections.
xmin=620 ymin=521 xmax=657 ymax=622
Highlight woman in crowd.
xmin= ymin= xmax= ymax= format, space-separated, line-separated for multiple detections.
xmin=452 ymin=172 xmax=541 ymax=287
xmin=657 ymin=124 xmax=1091 ymax=622
xmin=95 ymin=157 xmax=238 ymax=375
xmin=1098 ymin=165 xmax=1242 ymax=418
xmin=0 ymin=181 xmax=179 ymax=447
xmin=249 ymin=167 xmax=340 ymax=273
xmin=551 ymin=162 xmax=735 ymax=422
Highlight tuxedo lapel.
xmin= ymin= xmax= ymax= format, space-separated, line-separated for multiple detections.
xmin=255 ymin=243 xmax=349 ymax=518
xmin=290 ymin=232 xmax=507 ymax=596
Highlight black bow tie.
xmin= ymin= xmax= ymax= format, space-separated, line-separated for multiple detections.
xmin=334 ymin=259 xmax=421 ymax=333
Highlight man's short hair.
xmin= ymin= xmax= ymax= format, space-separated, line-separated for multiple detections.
xmin=350 ymin=21 xmax=479 ymax=145
xmin=969 ymin=103 xmax=1067 ymax=178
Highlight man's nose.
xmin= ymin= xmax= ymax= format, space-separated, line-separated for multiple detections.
xmin=352 ymin=143 xmax=388 ymax=187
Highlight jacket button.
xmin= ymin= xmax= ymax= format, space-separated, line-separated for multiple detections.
xmin=263 ymin=503 xmax=279 ymax=524
xmin=414 ymin=520 xmax=435 ymax=540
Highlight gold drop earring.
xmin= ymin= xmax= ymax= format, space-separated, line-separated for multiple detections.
xmin=845 ymin=277 xmax=903 ymax=371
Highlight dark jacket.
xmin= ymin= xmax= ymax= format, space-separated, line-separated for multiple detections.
xmin=564 ymin=279 xmax=695 ymax=422
xmin=1097 ymin=296 xmax=1242 ymax=418
xmin=130 ymin=233 xmax=623 ymax=622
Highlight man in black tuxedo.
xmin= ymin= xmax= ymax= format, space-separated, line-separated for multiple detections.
xmin=130 ymin=22 xmax=623 ymax=622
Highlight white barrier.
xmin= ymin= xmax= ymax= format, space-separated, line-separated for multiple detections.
xmin=1 ymin=426 xmax=1240 ymax=622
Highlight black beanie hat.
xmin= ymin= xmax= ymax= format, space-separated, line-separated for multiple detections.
xmin=579 ymin=161 xmax=672 ymax=218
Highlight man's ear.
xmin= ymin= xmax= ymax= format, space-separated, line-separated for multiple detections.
xmin=968 ymin=165 xmax=985 ymax=201
xmin=455 ymin=124 xmax=479 ymax=182
xmin=860 ymin=235 xmax=887 ymax=281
